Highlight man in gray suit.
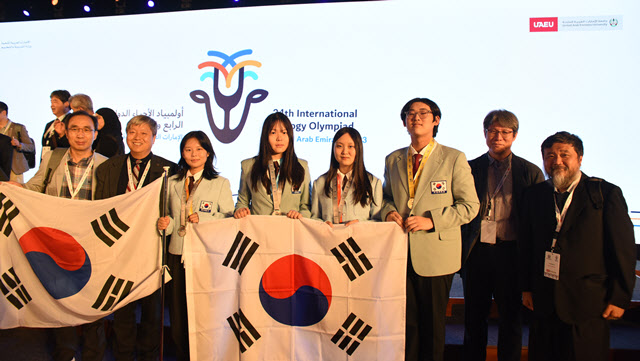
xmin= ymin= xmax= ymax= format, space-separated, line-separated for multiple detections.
xmin=0 ymin=101 xmax=35 ymax=182
xmin=382 ymin=97 xmax=479 ymax=361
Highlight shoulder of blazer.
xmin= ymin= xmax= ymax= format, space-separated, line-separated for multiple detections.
xmin=386 ymin=147 xmax=408 ymax=163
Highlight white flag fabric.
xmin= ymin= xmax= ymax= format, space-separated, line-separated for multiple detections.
xmin=0 ymin=179 xmax=166 ymax=328
xmin=184 ymin=216 xmax=407 ymax=360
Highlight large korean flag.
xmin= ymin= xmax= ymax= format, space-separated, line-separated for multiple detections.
xmin=0 ymin=179 xmax=165 ymax=328
xmin=184 ymin=216 xmax=407 ymax=360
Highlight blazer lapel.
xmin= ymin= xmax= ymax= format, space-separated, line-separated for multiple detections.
xmin=394 ymin=150 xmax=409 ymax=195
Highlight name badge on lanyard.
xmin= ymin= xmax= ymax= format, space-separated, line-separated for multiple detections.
xmin=544 ymin=178 xmax=579 ymax=280
xmin=332 ymin=174 xmax=351 ymax=224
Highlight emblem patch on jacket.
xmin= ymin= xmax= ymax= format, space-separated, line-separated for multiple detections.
xmin=431 ymin=181 xmax=447 ymax=194
xmin=199 ymin=201 xmax=213 ymax=213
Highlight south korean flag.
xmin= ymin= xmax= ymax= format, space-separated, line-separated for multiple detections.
xmin=184 ymin=216 xmax=407 ymax=360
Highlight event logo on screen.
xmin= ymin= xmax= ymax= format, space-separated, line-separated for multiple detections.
xmin=190 ymin=49 xmax=269 ymax=144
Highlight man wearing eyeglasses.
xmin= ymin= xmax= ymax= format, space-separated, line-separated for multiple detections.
xmin=9 ymin=110 xmax=108 ymax=361
xmin=382 ymin=97 xmax=479 ymax=361
xmin=460 ymin=110 xmax=544 ymax=361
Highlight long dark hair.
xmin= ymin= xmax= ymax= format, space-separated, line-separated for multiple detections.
xmin=176 ymin=131 xmax=219 ymax=181
xmin=250 ymin=112 xmax=305 ymax=193
xmin=323 ymin=127 xmax=374 ymax=207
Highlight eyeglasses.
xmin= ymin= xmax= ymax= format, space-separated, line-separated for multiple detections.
xmin=486 ymin=129 xmax=514 ymax=137
xmin=68 ymin=127 xmax=95 ymax=135
xmin=404 ymin=110 xmax=432 ymax=119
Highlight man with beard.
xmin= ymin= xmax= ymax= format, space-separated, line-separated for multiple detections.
xmin=519 ymin=131 xmax=636 ymax=361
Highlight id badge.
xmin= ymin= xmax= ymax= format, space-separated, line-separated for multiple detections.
xmin=544 ymin=251 xmax=560 ymax=280
xmin=480 ymin=220 xmax=497 ymax=244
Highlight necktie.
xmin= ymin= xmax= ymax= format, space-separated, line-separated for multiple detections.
xmin=133 ymin=160 xmax=141 ymax=188
xmin=413 ymin=154 xmax=423 ymax=176
xmin=273 ymin=161 xmax=280 ymax=178
xmin=188 ymin=176 xmax=195 ymax=195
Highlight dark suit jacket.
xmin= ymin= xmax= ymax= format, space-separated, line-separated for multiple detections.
xmin=41 ymin=118 xmax=70 ymax=154
xmin=519 ymin=173 xmax=636 ymax=324
xmin=94 ymin=153 xmax=176 ymax=200
xmin=0 ymin=134 xmax=13 ymax=181
xmin=461 ymin=152 xmax=544 ymax=266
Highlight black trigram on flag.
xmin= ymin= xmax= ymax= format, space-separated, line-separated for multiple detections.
xmin=222 ymin=231 xmax=259 ymax=275
xmin=330 ymin=237 xmax=373 ymax=281
xmin=331 ymin=313 xmax=372 ymax=356
xmin=227 ymin=309 xmax=261 ymax=353
xmin=91 ymin=208 xmax=130 ymax=247
xmin=0 ymin=267 xmax=31 ymax=310
xmin=92 ymin=275 xmax=134 ymax=311
xmin=0 ymin=193 xmax=19 ymax=237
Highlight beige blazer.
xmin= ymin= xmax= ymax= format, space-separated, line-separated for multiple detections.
xmin=311 ymin=172 xmax=382 ymax=222
xmin=24 ymin=149 xmax=108 ymax=199
xmin=235 ymin=157 xmax=311 ymax=217
xmin=3 ymin=122 xmax=35 ymax=175
xmin=381 ymin=143 xmax=479 ymax=276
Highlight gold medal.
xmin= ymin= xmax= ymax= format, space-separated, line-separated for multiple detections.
xmin=272 ymin=210 xmax=281 ymax=216
xmin=407 ymin=198 xmax=414 ymax=209
xmin=178 ymin=226 xmax=186 ymax=237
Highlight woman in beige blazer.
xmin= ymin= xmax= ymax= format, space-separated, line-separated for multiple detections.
xmin=234 ymin=112 xmax=311 ymax=219
xmin=311 ymin=127 xmax=381 ymax=225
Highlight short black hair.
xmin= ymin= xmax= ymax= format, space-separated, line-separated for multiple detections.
xmin=0 ymin=101 xmax=7 ymax=114
xmin=400 ymin=97 xmax=441 ymax=137
xmin=50 ymin=90 xmax=71 ymax=103
xmin=65 ymin=111 xmax=98 ymax=131
xmin=541 ymin=131 xmax=584 ymax=157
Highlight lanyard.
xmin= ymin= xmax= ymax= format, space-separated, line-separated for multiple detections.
xmin=485 ymin=162 xmax=512 ymax=219
xmin=268 ymin=161 xmax=283 ymax=215
xmin=64 ymin=156 xmax=94 ymax=199
xmin=550 ymin=178 xmax=580 ymax=251
xmin=332 ymin=173 xmax=352 ymax=224
xmin=406 ymin=140 xmax=436 ymax=209
xmin=179 ymin=175 xmax=203 ymax=236
xmin=127 ymin=158 xmax=151 ymax=191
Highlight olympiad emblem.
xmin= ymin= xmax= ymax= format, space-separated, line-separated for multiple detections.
xmin=190 ymin=49 xmax=269 ymax=144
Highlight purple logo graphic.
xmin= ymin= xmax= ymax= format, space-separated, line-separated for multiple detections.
xmin=19 ymin=227 xmax=92 ymax=299
xmin=259 ymin=255 xmax=332 ymax=326
xmin=190 ymin=49 xmax=269 ymax=144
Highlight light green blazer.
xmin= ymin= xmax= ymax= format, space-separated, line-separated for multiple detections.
xmin=381 ymin=143 xmax=479 ymax=277
xmin=235 ymin=157 xmax=311 ymax=217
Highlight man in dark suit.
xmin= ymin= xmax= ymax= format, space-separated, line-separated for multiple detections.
xmin=95 ymin=115 xmax=176 ymax=361
xmin=520 ymin=131 xmax=636 ymax=361
xmin=42 ymin=90 xmax=71 ymax=160
xmin=461 ymin=110 xmax=544 ymax=361
xmin=0 ymin=133 xmax=12 ymax=181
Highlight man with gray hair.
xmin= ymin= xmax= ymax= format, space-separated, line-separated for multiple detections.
xmin=520 ymin=131 xmax=635 ymax=361
xmin=461 ymin=110 xmax=543 ymax=361
xmin=95 ymin=115 xmax=175 ymax=360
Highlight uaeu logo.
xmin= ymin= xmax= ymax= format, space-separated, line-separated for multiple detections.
xmin=190 ymin=49 xmax=269 ymax=143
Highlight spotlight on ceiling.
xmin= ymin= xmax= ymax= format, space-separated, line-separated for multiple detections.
xmin=148 ymin=1 xmax=155 ymax=8
xmin=23 ymin=10 xmax=31 ymax=17
xmin=84 ymin=5 xmax=91 ymax=12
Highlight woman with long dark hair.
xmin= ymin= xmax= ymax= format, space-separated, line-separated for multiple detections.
xmin=157 ymin=130 xmax=233 ymax=359
xmin=234 ymin=112 xmax=311 ymax=219
xmin=311 ymin=127 xmax=381 ymax=225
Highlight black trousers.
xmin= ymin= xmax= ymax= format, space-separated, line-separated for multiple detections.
xmin=52 ymin=320 xmax=106 ymax=361
xmin=405 ymin=254 xmax=454 ymax=361
xmin=461 ymin=241 xmax=522 ymax=361
xmin=168 ymin=253 xmax=190 ymax=361
xmin=112 ymin=289 xmax=162 ymax=361
xmin=529 ymin=312 xmax=609 ymax=361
